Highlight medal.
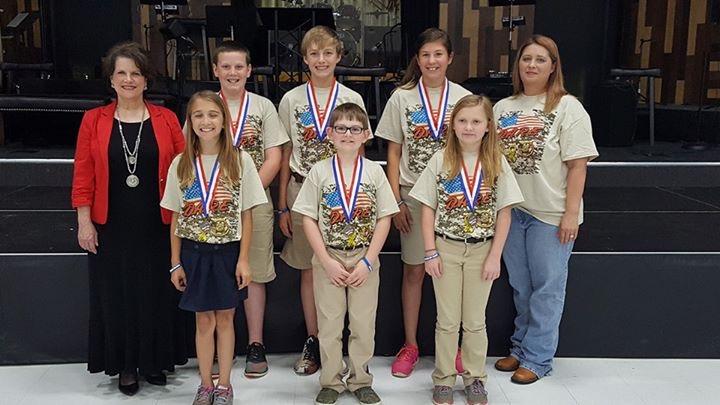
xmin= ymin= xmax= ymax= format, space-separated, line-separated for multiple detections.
xmin=126 ymin=174 xmax=139 ymax=188
xmin=459 ymin=156 xmax=483 ymax=211
xmin=211 ymin=217 xmax=230 ymax=237
xmin=220 ymin=90 xmax=250 ymax=147
xmin=331 ymin=155 xmax=363 ymax=225
xmin=194 ymin=156 xmax=221 ymax=217
xmin=306 ymin=80 xmax=339 ymax=141
xmin=417 ymin=77 xmax=450 ymax=141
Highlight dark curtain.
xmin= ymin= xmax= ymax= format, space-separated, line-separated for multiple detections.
xmin=400 ymin=0 xmax=440 ymax=68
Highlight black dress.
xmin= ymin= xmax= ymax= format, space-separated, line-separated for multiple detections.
xmin=87 ymin=118 xmax=188 ymax=376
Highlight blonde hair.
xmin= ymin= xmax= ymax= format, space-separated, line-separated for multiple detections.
xmin=177 ymin=91 xmax=241 ymax=188
xmin=399 ymin=28 xmax=453 ymax=90
xmin=511 ymin=34 xmax=567 ymax=113
xmin=301 ymin=25 xmax=343 ymax=56
xmin=443 ymin=95 xmax=502 ymax=186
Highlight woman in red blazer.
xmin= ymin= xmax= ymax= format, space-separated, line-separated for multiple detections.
xmin=71 ymin=42 xmax=188 ymax=396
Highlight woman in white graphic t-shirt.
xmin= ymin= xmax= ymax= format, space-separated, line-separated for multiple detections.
xmin=492 ymin=35 xmax=598 ymax=384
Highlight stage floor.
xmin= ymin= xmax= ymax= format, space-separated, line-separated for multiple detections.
xmin=0 ymin=355 xmax=718 ymax=405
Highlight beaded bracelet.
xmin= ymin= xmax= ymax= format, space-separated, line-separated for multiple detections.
xmin=361 ymin=257 xmax=374 ymax=272
xmin=423 ymin=252 xmax=440 ymax=262
xmin=169 ymin=263 xmax=183 ymax=274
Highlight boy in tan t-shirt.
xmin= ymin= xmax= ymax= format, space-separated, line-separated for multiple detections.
xmin=212 ymin=40 xmax=289 ymax=378
xmin=276 ymin=25 xmax=368 ymax=375
xmin=293 ymin=103 xmax=398 ymax=405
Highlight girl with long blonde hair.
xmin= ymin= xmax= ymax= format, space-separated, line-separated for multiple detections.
xmin=410 ymin=94 xmax=523 ymax=405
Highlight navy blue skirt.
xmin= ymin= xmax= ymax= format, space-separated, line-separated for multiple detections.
xmin=179 ymin=239 xmax=247 ymax=312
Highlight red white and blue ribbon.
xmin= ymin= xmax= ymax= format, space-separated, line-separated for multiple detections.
xmin=219 ymin=90 xmax=250 ymax=147
xmin=418 ymin=77 xmax=449 ymax=141
xmin=194 ymin=156 xmax=221 ymax=216
xmin=460 ymin=157 xmax=483 ymax=211
xmin=306 ymin=80 xmax=340 ymax=141
xmin=332 ymin=155 xmax=363 ymax=222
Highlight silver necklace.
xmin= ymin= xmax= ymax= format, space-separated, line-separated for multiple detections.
xmin=116 ymin=107 xmax=145 ymax=188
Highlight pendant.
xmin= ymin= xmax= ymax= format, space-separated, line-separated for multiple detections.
xmin=126 ymin=174 xmax=140 ymax=188
xmin=128 ymin=156 xmax=137 ymax=165
xmin=210 ymin=217 xmax=230 ymax=237
xmin=343 ymin=223 xmax=354 ymax=235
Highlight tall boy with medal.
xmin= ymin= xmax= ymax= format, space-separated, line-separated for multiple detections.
xmin=292 ymin=103 xmax=398 ymax=405
xmin=275 ymin=25 xmax=370 ymax=376
xmin=213 ymin=41 xmax=289 ymax=378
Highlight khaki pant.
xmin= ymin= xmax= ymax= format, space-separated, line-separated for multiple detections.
xmin=431 ymin=236 xmax=493 ymax=387
xmin=399 ymin=186 xmax=424 ymax=265
xmin=248 ymin=189 xmax=275 ymax=283
xmin=280 ymin=177 xmax=314 ymax=270
xmin=312 ymin=247 xmax=380 ymax=392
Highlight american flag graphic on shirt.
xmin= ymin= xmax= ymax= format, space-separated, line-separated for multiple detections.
xmin=293 ymin=106 xmax=335 ymax=175
xmin=436 ymin=173 xmax=497 ymax=239
xmin=404 ymin=104 xmax=452 ymax=175
xmin=237 ymin=115 xmax=265 ymax=171
xmin=320 ymin=183 xmax=378 ymax=249
xmin=176 ymin=175 xmax=241 ymax=244
xmin=497 ymin=109 xmax=556 ymax=175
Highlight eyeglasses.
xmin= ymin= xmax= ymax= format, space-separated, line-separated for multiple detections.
xmin=332 ymin=125 xmax=365 ymax=135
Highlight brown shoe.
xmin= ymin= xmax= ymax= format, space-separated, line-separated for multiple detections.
xmin=494 ymin=356 xmax=520 ymax=372
xmin=511 ymin=367 xmax=539 ymax=384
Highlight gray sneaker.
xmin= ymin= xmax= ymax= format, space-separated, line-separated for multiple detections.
xmin=212 ymin=385 xmax=233 ymax=405
xmin=315 ymin=388 xmax=340 ymax=405
xmin=192 ymin=385 xmax=214 ymax=405
xmin=353 ymin=386 xmax=382 ymax=405
xmin=464 ymin=379 xmax=488 ymax=405
xmin=432 ymin=385 xmax=454 ymax=405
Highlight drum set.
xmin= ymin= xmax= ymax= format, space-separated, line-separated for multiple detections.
xmin=282 ymin=0 xmax=399 ymax=67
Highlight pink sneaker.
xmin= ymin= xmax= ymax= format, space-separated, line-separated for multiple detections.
xmin=391 ymin=344 xmax=419 ymax=377
xmin=455 ymin=349 xmax=464 ymax=374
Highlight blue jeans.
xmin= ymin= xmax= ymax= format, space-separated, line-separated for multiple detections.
xmin=502 ymin=208 xmax=574 ymax=377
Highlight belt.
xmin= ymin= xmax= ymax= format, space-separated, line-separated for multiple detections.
xmin=291 ymin=171 xmax=305 ymax=183
xmin=435 ymin=232 xmax=493 ymax=244
xmin=327 ymin=244 xmax=368 ymax=251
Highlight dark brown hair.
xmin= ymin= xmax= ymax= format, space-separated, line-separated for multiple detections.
xmin=398 ymin=28 xmax=453 ymax=89
xmin=102 ymin=41 xmax=155 ymax=82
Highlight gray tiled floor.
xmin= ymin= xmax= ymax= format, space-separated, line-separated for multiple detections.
xmin=1 ymin=355 xmax=718 ymax=404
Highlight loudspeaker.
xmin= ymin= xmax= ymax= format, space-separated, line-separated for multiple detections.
xmin=590 ymin=80 xmax=638 ymax=146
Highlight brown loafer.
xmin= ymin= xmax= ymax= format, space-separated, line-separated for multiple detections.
xmin=511 ymin=367 xmax=539 ymax=384
xmin=494 ymin=356 xmax=520 ymax=372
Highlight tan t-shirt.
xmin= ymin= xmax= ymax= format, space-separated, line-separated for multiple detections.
xmin=225 ymin=91 xmax=289 ymax=171
xmin=161 ymin=151 xmax=267 ymax=244
xmin=494 ymin=93 xmax=598 ymax=226
xmin=278 ymin=82 xmax=369 ymax=177
xmin=375 ymin=81 xmax=472 ymax=187
xmin=410 ymin=151 xmax=523 ymax=239
xmin=292 ymin=156 xmax=399 ymax=249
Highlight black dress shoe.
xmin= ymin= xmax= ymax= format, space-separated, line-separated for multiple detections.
xmin=145 ymin=372 xmax=167 ymax=386
xmin=118 ymin=372 xmax=139 ymax=396
xmin=118 ymin=380 xmax=139 ymax=396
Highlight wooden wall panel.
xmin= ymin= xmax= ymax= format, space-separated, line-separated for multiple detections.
xmin=439 ymin=0 xmax=534 ymax=83
xmin=619 ymin=0 xmax=720 ymax=105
